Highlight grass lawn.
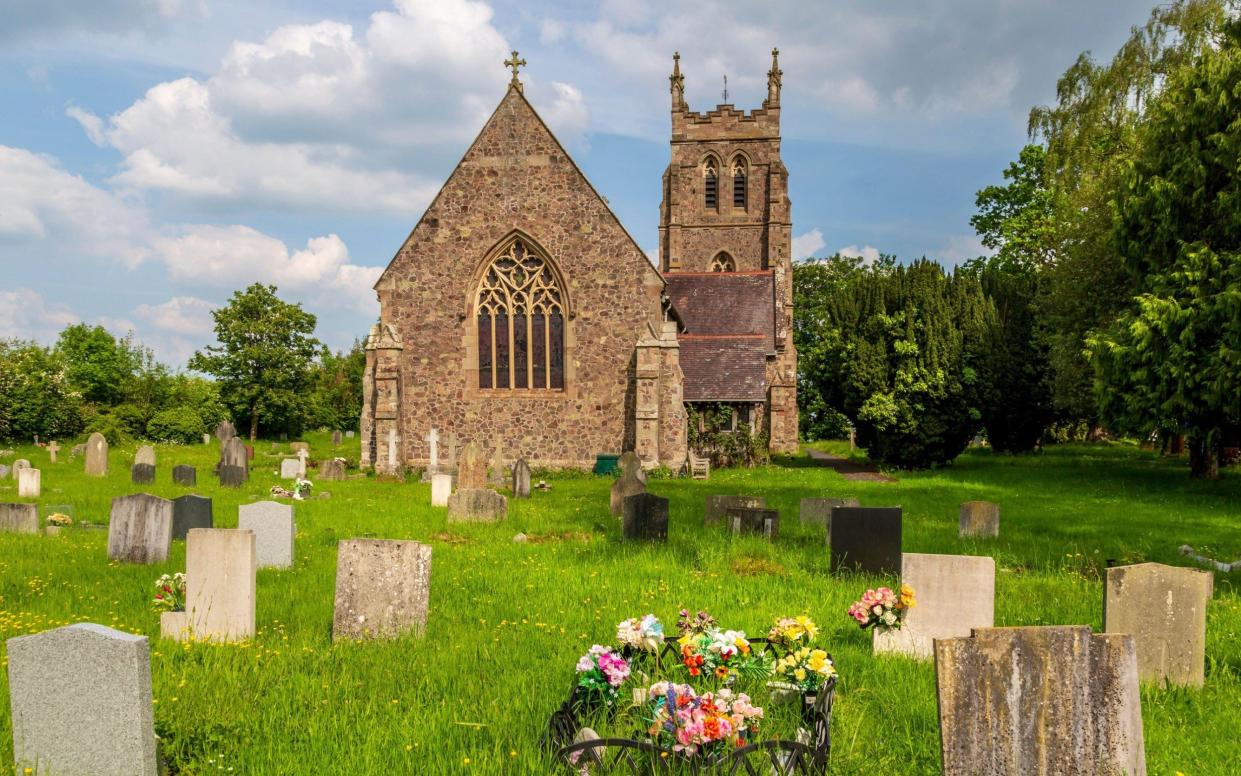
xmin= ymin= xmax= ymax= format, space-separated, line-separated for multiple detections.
xmin=1 ymin=437 xmax=1239 ymax=774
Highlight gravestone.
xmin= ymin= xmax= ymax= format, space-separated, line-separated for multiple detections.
xmin=958 ymin=501 xmax=1000 ymax=538
xmin=447 ymin=488 xmax=507 ymax=522
xmin=168 ymin=529 xmax=256 ymax=642
xmin=134 ymin=445 xmax=155 ymax=467
xmin=171 ymin=495 xmax=213 ymax=541
xmin=280 ymin=458 xmax=301 ymax=479
xmin=7 ymin=623 xmax=157 ymax=776
xmin=346 ymin=430 xmax=355 ymax=438
xmin=488 ymin=445 xmax=507 ymax=487
xmin=830 ymin=507 xmax=902 ymax=575
xmin=332 ymin=539 xmax=432 ymax=641
xmin=17 ymin=467 xmax=40 ymax=498
xmin=332 ymin=430 xmax=343 ymax=446
xmin=130 ymin=463 xmax=155 ymax=484
xmin=47 ymin=441 xmax=59 ymax=463
xmin=172 ymin=464 xmax=197 ymax=486
xmin=218 ymin=465 xmax=247 ymax=488
xmin=512 ymin=459 xmax=531 ymax=498
xmin=12 ymin=458 xmax=30 ymax=479
xmin=1104 ymin=562 xmax=1213 ymax=687
xmin=424 ymin=428 xmax=440 ymax=473
xmin=107 ymin=494 xmax=173 ymax=564
xmin=244 ymin=443 xmax=255 ymax=461
xmin=798 ymin=497 xmax=861 ymax=529
xmin=610 ymin=453 xmax=647 ymax=516
xmin=0 ymin=503 xmax=39 ymax=534
xmin=318 ymin=458 xmax=346 ymax=481
xmin=215 ymin=420 xmax=236 ymax=444
xmin=935 ymin=626 xmax=1145 ymax=775
xmin=622 ymin=493 xmax=669 ymax=541
xmin=431 ymin=473 xmax=453 ymax=507
xmin=728 ymin=506 xmax=779 ymax=538
xmin=874 ymin=553 xmax=995 ymax=660
xmin=290 ymin=442 xmax=309 ymax=454
xmin=0 ymin=464 xmax=8 ymax=478
xmin=70 ymin=443 xmax=86 ymax=457
xmin=457 ymin=442 xmax=487 ymax=489
xmin=85 ymin=432 xmax=108 ymax=476
xmin=237 ymin=501 xmax=296 ymax=569
xmin=705 ymin=495 xmax=765 ymax=526
xmin=202 ymin=433 xmax=211 ymax=445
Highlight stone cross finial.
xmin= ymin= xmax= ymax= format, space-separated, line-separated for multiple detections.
xmin=767 ymin=47 xmax=782 ymax=104
xmin=670 ymin=51 xmax=685 ymax=109
xmin=424 ymin=429 xmax=440 ymax=472
xmin=47 ymin=441 xmax=60 ymax=463
xmin=505 ymin=50 xmax=527 ymax=91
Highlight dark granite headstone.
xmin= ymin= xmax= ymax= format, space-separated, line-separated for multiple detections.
xmin=622 ymin=493 xmax=669 ymax=541
xmin=727 ymin=507 xmax=780 ymax=539
xmin=218 ymin=465 xmax=247 ymax=488
xmin=171 ymin=495 xmax=213 ymax=541
xmin=130 ymin=463 xmax=155 ymax=485
xmin=829 ymin=506 xmax=902 ymax=575
xmin=172 ymin=465 xmax=197 ymax=487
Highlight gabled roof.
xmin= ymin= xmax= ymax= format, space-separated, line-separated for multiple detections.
xmin=678 ymin=337 xmax=770 ymax=402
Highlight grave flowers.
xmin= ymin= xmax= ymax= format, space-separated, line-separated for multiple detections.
xmin=617 ymin=613 xmax=664 ymax=653
xmin=47 ymin=513 xmax=73 ymax=527
xmin=767 ymin=615 xmax=819 ymax=649
xmin=293 ymin=478 xmax=313 ymax=500
xmin=642 ymin=682 xmax=764 ymax=757
xmin=678 ymin=626 xmax=770 ymax=684
xmin=772 ymin=648 xmax=837 ymax=693
xmin=575 ymin=645 xmax=631 ymax=706
xmin=150 ymin=572 xmax=186 ymax=612
xmin=847 ymin=585 xmax=916 ymax=632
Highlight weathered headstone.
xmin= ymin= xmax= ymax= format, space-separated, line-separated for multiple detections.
xmin=318 ymin=458 xmax=346 ymax=481
xmin=958 ymin=501 xmax=1000 ymax=538
xmin=85 ymin=432 xmax=108 ymax=476
xmin=290 ymin=441 xmax=309 ymax=454
xmin=70 ymin=443 xmax=86 ymax=457
xmin=431 ymin=473 xmax=453 ymax=507
xmin=134 ymin=445 xmax=155 ymax=467
xmin=874 ymin=553 xmax=995 ymax=659
xmin=46 ymin=441 xmax=60 ymax=463
xmin=488 ymin=445 xmax=507 ymax=487
xmin=618 ymin=451 xmax=647 ymax=483
xmin=799 ymin=497 xmax=861 ymax=529
xmin=107 ymin=494 xmax=173 ymax=564
xmin=332 ymin=430 xmax=343 ymax=446
xmin=202 ymin=433 xmax=211 ymax=445
xmin=610 ymin=454 xmax=647 ymax=517
xmin=704 ymin=495 xmax=765 ymax=526
xmin=218 ymin=465 xmax=247 ymax=488
xmin=171 ymin=495 xmax=213 ymax=541
xmin=237 ymin=501 xmax=296 ymax=569
xmin=17 ymin=467 xmax=40 ymax=498
xmin=172 ymin=464 xmax=197 ymax=486
xmin=7 ymin=623 xmax=158 ymax=776
xmin=215 ymin=420 xmax=236 ymax=444
xmin=728 ymin=506 xmax=779 ymax=538
xmin=130 ymin=463 xmax=155 ymax=484
xmin=12 ymin=458 xmax=30 ymax=479
xmin=332 ymin=539 xmax=432 ymax=641
xmin=1104 ymin=562 xmax=1213 ymax=687
xmin=622 ymin=493 xmax=669 ymax=541
xmin=457 ymin=442 xmax=487 ymax=489
xmin=167 ymin=529 xmax=256 ymax=642
xmin=0 ymin=464 xmax=8 ymax=478
xmin=280 ymin=458 xmax=301 ymax=479
xmin=346 ymin=429 xmax=355 ymax=438
xmin=830 ymin=507 xmax=902 ymax=575
xmin=0 ymin=503 xmax=39 ymax=534
xmin=512 ymin=458 xmax=531 ymax=498
xmin=935 ymin=626 xmax=1146 ymax=775
xmin=447 ymin=488 xmax=507 ymax=522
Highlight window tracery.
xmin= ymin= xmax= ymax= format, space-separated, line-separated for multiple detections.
xmin=475 ymin=238 xmax=565 ymax=390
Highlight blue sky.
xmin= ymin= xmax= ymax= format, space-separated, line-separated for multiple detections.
xmin=1 ymin=0 xmax=1156 ymax=365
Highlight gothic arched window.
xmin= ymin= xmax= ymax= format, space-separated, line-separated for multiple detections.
xmin=731 ymin=158 xmax=747 ymax=210
xmin=710 ymin=252 xmax=736 ymax=272
xmin=475 ymin=238 xmax=565 ymax=391
xmin=703 ymin=158 xmax=718 ymax=210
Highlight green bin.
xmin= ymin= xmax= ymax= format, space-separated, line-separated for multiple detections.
xmin=593 ymin=454 xmax=621 ymax=476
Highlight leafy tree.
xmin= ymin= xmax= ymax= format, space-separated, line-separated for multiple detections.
xmin=306 ymin=341 xmax=366 ymax=432
xmin=0 ymin=341 xmax=85 ymax=441
xmin=147 ymin=406 xmax=206 ymax=445
xmin=189 ymin=284 xmax=323 ymax=440
xmin=970 ymin=145 xmax=1058 ymax=270
xmin=1090 ymin=16 xmax=1241 ymax=478
xmin=55 ymin=324 xmax=140 ymax=406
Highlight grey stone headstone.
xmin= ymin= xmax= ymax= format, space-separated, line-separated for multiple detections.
xmin=202 ymin=433 xmax=211 ymax=445
xmin=799 ymin=497 xmax=860 ymax=530
xmin=215 ymin=420 xmax=236 ymax=444
xmin=7 ymin=623 xmax=157 ymax=776
xmin=332 ymin=539 xmax=432 ymax=641
xmin=830 ymin=507 xmax=902 ymax=575
xmin=107 ymin=494 xmax=173 ymax=564
xmin=221 ymin=436 xmax=248 ymax=470
xmin=318 ymin=459 xmax=346 ymax=481
xmin=280 ymin=458 xmax=301 ymax=479
xmin=130 ymin=463 xmax=155 ymax=484
xmin=70 ymin=444 xmax=86 ymax=457
xmin=12 ymin=458 xmax=31 ymax=479
xmin=0 ymin=464 xmax=8 ymax=479
xmin=874 ymin=553 xmax=995 ymax=660
xmin=133 ymin=445 xmax=155 ymax=467
xmin=332 ymin=430 xmax=343 ymax=446
xmin=171 ymin=495 xmax=214 ymax=541
xmin=728 ymin=506 xmax=780 ymax=539
xmin=617 ymin=451 xmax=647 ymax=484
xmin=85 ymin=432 xmax=109 ymax=477
xmin=456 ymin=443 xmax=487 ymax=489
xmin=1104 ymin=562 xmax=1213 ymax=687
xmin=446 ymin=488 xmax=507 ymax=522
xmin=172 ymin=465 xmax=197 ymax=486
xmin=0 ymin=503 xmax=39 ymax=534
xmin=17 ymin=467 xmax=40 ymax=498
xmin=512 ymin=459 xmax=531 ymax=498
xmin=610 ymin=462 xmax=646 ymax=517
xmin=705 ymin=495 xmax=765 ymax=526
xmin=935 ymin=626 xmax=1145 ymax=776
xmin=237 ymin=501 xmax=296 ymax=569
xmin=218 ymin=465 xmax=247 ymax=488
xmin=346 ymin=430 xmax=355 ymax=438
xmin=622 ymin=493 xmax=669 ymax=541
xmin=959 ymin=501 xmax=1000 ymax=537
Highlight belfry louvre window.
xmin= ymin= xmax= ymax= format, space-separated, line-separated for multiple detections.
xmin=732 ymin=159 xmax=747 ymax=209
xmin=710 ymin=252 xmax=735 ymax=272
xmin=476 ymin=238 xmax=565 ymax=391
xmin=704 ymin=159 xmax=718 ymax=210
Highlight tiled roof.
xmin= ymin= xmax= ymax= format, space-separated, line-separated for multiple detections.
xmin=678 ymin=336 xmax=770 ymax=402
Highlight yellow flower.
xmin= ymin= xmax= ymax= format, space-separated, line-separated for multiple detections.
xmin=795 ymin=615 xmax=819 ymax=640
xmin=794 ymin=668 xmax=807 ymax=682
xmin=900 ymin=584 xmax=916 ymax=608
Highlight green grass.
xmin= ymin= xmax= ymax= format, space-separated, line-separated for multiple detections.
xmin=1 ymin=437 xmax=1239 ymax=774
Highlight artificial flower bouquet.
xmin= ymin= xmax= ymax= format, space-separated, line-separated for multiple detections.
xmin=617 ymin=614 xmax=665 ymax=654
xmin=46 ymin=513 xmax=73 ymax=527
xmin=767 ymin=615 xmax=820 ymax=649
xmin=847 ymin=585 xmax=915 ymax=632
xmin=641 ymin=682 xmax=764 ymax=757
xmin=150 ymin=572 xmax=186 ymax=612
xmin=293 ymin=478 xmax=313 ymax=500
xmin=676 ymin=610 xmax=770 ymax=684
xmin=575 ymin=645 xmax=631 ymax=706
xmin=772 ymin=647 xmax=837 ymax=694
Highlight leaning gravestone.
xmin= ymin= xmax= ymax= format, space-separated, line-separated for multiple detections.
xmin=134 ymin=445 xmax=155 ymax=467
xmin=830 ymin=506 xmax=902 ymax=576
xmin=622 ymin=493 xmax=669 ymax=541
xmin=447 ymin=489 xmax=507 ymax=522
xmin=799 ymin=497 xmax=861 ymax=530
xmin=17 ymin=467 xmax=40 ymax=498
xmin=237 ymin=501 xmax=296 ymax=569
xmin=215 ymin=420 xmax=236 ymax=445
xmin=332 ymin=539 xmax=432 ymax=641
xmin=0 ymin=503 xmax=39 ymax=534
xmin=163 ymin=529 xmax=256 ymax=643
xmin=430 ymin=473 xmax=453 ymax=507
xmin=959 ymin=500 xmax=1000 ymax=538
xmin=11 ymin=458 xmax=30 ymax=479
xmin=172 ymin=464 xmax=197 ymax=486
xmin=610 ymin=454 xmax=647 ymax=516
xmin=935 ymin=626 xmax=1145 ymax=775
xmin=107 ymin=494 xmax=173 ymax=564
xmin=512 ymin=459 xmax=531 ymax=498
xmin=171 ymin=495 xmax=213 ymax=541
xmin=318 ymin=458 xmax=346 ymax=481
xmin=705 ymin=495 xmax=765 ymax=526
xmin=728 ymin=506 xmax=779 ymax=538
xmin=7 ymin=623 xmax=158 ymax=776
xmin=874 ymin=553 xmax=995 ymax=660
xmin=457 ymin=442 xmax=488 ymax=490
xmin=85 ymin=432 xmax=108 ymax=477
xmin=1104 ymin=562 xmax=1213 ymax=687
xmin=280 ymin=458 xmax=301 ymax=480
xmin=130 ymin=463 xmax=155 ymax=485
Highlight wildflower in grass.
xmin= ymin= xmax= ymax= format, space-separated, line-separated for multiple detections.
xmin=150 ymin=573 xmax=186 ymax=612
xmin=846 ymin=585 xmax=913 ymax=632
xmin=616 ymin=613 xmax=664 ymax=652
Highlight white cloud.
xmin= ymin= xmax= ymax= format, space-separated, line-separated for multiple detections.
xmin=0 ymin=288 xmax=79 ymax=342
xmin=837 ymin=244 xmax=882 ymax=265
xmin=792 ymin=228 xmax=826 ymax=260
xmin=535 ymin=81 xmax=591 ymax=146
xmin=539 ymin=19 xmax=567 ymax=45
xmin=937 ymin=234 xmax=990 ymax=266
xmin=66 ymin=106 xmax=107 ymax=146
xmin=134 ymin=296 xmax=216 ymax=336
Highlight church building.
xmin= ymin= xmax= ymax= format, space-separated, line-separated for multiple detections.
xmin=360 ymin=50 xmax=797 ymax=471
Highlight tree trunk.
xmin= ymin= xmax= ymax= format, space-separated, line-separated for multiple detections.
xmin=249 ymin=409 xmax=259 ymax=442
xmin=1188 ymin=435 xmax=1220 ymax=479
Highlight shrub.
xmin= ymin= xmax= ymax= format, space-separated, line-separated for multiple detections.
xmin=147 ymin=406 xmax=205 ymax=445
xmin=84 ymin=413 xmax=130 ymax=446
xmin=109 ymin=403 xmax=149 ymax=437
